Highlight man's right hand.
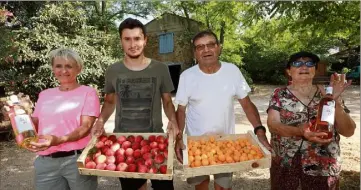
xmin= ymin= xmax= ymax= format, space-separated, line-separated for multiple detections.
xmin=92 ymin=119 xmax=105 ymax=137
xmin=175 ymin=139 xmax=186 ymax=163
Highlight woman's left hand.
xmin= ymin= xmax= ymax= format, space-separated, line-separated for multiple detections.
xmin=27 ymin=135 xmax=61 ymax=152
xmin=318 ymin=73 xmax=352 ymax=100
xmin=300 ymin=123 xmax=332 ymax=144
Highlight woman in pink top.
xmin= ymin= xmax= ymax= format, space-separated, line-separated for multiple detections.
xmin=28 ymin=48 xmax=100 ymax=190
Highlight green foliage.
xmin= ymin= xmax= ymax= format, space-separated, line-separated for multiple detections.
xmin=1 ymin=1 xmax=359 ymax=97
xmin=245 ymin=1 xmax=360 ymax=50
xmin=239 ymin=67 xmax=254 ymax=88
xmin=0 ymin=2 xmax=115 ymax=100
xmin=82 ymin=1 xmax=155 ymax=32
xmin=240 ymin=1 xmax=359 ymax=84
xmin=0 ymin=30 xmax=13 ymax=65
xmin=341 ymin=67 xmax=350 ymax=74
xmin=0 ymin=1 xmax=46 ymax=25
xmin=0 ymin=7 xmax=16 ymax=67
xmin=241 ymin=17 xmax=337 ymax=84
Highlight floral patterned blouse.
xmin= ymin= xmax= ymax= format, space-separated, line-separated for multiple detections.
xmin=268 ymin=87 xmax=349 ymax=177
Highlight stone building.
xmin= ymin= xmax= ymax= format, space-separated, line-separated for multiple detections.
xmin=144 ymin=13 xmax=203 ymax=91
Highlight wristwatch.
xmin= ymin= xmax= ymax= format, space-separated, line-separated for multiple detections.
xmin=254 ymin=125 xmax=266 ymax=135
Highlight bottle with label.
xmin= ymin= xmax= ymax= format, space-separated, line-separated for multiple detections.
xmin=312 ymin=86 xmax=335 ymax=139
xmin=8 ymin=95 xmax=38 ymax=148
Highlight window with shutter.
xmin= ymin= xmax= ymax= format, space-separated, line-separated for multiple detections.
xmin=159 ymin=33 xmax=174 ymax=54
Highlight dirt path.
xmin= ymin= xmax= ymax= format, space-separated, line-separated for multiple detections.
xmin=0 ymin=85 xmax=359 ymax=190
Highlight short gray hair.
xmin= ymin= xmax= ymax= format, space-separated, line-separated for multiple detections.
xmin=49 ymin=48 xmax=83 ymax=69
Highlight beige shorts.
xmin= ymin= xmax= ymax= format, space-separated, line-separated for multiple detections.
xmin=187 ymin=173 xmax=232 ymax=188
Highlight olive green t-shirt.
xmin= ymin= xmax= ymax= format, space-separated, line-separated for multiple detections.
xmin=104 ymin=59 xmax=174 ymax=133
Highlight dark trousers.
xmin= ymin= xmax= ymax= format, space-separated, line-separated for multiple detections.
xmin=270 ymin=154 xmax=339 ymax=190
xmin=119 ymin=178 xmax=174 ymax=190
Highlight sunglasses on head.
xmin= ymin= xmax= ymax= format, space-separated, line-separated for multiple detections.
xmin=290 ymin=61 xmax=316 ymax=68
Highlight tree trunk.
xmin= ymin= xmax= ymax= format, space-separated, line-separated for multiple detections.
xmin=180 ymin=2 xmax=191 ymax=32
xmin=101 ymin=1 xmax=107 ymax=32
xmin=94 ymin=1 xmax=100 ymax=15
xmin=101 ymin=1 xmax=106 ymax=16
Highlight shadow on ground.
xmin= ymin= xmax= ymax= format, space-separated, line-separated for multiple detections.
xmin=340 ymin=170 xmax=360 ymax=190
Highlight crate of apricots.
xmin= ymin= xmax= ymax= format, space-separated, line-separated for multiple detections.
xmin=182 ymin=131 xmax=271 ymax=178
xmin=77 ymin=133 xmax=174 ymax=180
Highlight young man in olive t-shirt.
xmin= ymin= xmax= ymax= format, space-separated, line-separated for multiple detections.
xmin=104 ymin=59 xmax=174 ymax=133
xmin=92 ymin=18 xmax=178 ymax=190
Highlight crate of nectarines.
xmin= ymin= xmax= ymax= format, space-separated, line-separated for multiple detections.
xmin=182 ymin=131 xmax=271 ymax=178
xmin=77 ymin=133 xmax=174 ymax=180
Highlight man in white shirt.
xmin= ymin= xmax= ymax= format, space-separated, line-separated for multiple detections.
xmin=174 ymin=30 xmax=271 ymax=190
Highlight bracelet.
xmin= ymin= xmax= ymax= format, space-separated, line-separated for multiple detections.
xmin=254 ymin=125 xmax=266 ymax=134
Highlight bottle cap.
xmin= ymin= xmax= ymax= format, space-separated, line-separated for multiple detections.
xmin=325 ymin=86 xmax=333 ymax=95
xmin=15 ymin=109 xmax=26 ymax=115
xmin=9 ymin=95 xmax=20 ymax=104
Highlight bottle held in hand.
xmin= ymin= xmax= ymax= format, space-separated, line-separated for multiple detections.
xmin=8 ymin=95 xmax=38 ymax=148
xmin=312 ymin=86 xmax=335 ymax=139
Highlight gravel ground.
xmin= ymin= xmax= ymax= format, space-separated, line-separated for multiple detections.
xmin=0 ymin=85 xmax=359 ymax=190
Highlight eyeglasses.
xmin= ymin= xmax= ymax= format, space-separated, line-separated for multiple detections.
xmin=194 ymin=42 xmax=217 ymax=51
xmin=291 ymin=61 xmax=316 ymax=68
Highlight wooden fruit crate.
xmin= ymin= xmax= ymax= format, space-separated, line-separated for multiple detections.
xmin=182 ymin=130 xmax=271 ymax=178
xmin=77 ymin=132 xmax=174 ymax=180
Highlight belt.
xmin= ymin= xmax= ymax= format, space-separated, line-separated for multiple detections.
xmin=43 ymin=149 xmax=83 ymax=158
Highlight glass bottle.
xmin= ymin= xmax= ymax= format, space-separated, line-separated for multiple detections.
xmin=8 ymin=95 xmax=38 ymax=148
xmin=312 ymin=86 xmax=335 ymax=139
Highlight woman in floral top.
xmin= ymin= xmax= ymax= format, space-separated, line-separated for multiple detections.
xmin=267 ymin=51 xmax=356 ymax=190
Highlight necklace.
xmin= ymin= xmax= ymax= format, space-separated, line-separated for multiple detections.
xmin=303 ymin=87 xmax=315 ymax=99
xmin=59 ymin=84 xmax=80 ymax=91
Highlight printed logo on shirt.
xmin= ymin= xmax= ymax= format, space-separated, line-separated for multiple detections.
xmin=116 ymin=77 xmax=156 ymax=131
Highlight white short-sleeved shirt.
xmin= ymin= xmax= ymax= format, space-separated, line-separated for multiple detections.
xmin=175 ymin=62 xmax=251 ymax=136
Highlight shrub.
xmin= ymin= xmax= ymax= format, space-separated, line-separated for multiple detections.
xmin=240 ymin=67 xmax=254 ymax=87
xmin=341 ymin=67 xmax=350 ymax=74
xmin=0 ymin=2 xmax=115 ymax=101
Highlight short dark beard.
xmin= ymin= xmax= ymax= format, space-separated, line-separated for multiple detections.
xmin=126 ymin=53 xmax=141 ymax=59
